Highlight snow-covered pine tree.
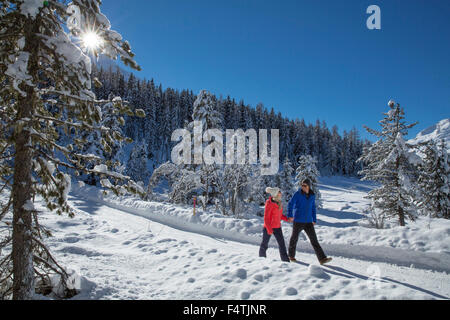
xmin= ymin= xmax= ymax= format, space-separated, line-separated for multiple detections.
xmin=328 ymin=125 xmax=341 ymax=175
xmin=192 ymin=90 xmax=222 ymax=132
xmin=358 ymin=100 xmax=419 ymax=227
xmin=279 ymin=154 xmax=296 ymax=202
xmin=79 ymin=98 xmax=129 ymax=186
xmin=169 ymin=169 xmax=202 ymax=204
xmin=192 ymin=90 xmax=222 ymax=207
xmin=295 ymin=155 xmax=322 ymax=209
xmin=416 ymin=139 xmax=450 ymax=219
xmin=90 ymin=63 xmax=365 ymax=177
xmin=125 ymin=141 xmax=149 ymax=184
xmin=249 ymin=164 xmax=275 ymax=206
xmin=0 ymin=0 xmax=144 ymax=300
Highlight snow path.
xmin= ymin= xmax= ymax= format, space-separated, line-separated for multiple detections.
xmin=39 ymin=195 xmax=450 ymax=300
xmin=71 ymin=189 xmax=450 ymax=274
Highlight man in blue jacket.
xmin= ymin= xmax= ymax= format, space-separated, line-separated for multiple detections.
xmin=287 ymin=179 xmax=332 ymax=265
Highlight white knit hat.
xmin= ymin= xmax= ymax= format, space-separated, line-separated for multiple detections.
xmin=266 ymin=187 xmax=280 ymax=198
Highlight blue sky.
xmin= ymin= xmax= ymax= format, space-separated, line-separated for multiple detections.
xmin=100 ymin=0 xmax=449 ymax=141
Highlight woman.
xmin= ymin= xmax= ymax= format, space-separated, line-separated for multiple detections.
xmin=259 ymin=187 xmax=291 ymax=262
xmin=287 ymin=179 xmax=332 ymax=265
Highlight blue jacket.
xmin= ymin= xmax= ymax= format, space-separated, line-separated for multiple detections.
xmin=287 ymin=190 xmax=317 ymax=223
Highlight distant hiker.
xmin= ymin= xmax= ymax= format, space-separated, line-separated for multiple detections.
xmin=259 ymin=187 xmax=291 ymax=262
xmin=287 ymin=179 xmax=332 ymax=265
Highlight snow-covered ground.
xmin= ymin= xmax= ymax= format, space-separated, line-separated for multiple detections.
xmin=72 ymin=176 xmax=450 ymax=256
xmin=30 ymin=176 xmax=450 ymax=300
xmin=318 ymin=177 xmax=450 ymax=254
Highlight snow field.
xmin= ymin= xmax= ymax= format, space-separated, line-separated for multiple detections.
xmin=37 ymin=196 xmax=449 ymax=300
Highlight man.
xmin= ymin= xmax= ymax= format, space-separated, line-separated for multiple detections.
xmin=287 ymin=179 xmax=332 ymax=265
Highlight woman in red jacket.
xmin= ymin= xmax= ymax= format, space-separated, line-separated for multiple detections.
xmin=259 ymin=187 xmax=292 ymax=262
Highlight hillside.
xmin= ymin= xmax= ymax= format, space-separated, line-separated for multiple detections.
xmin=409 ymin=118 xmax=450 ymax=147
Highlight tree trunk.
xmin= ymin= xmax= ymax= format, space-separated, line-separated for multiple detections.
xmin=398 ymin=207 xmax=405 ymax=227
xmin=395 ymin=152 xmax=405 ymax=227
xmin=12 ymin=19 xmax=38 ymax=300
xmin=12 ymin=94 xmax=35 ymax=300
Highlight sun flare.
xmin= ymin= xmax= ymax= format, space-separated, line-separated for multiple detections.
xmin=81 ymin=31 xmax=103 ymax=51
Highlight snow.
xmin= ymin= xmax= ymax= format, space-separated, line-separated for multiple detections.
xmin=5 ymin=51 xmax=32 ymax=96
xmin=409 ymin=118 xmax=450 ymax=149
xmin=100 ymin=179 xmax=113 ymax=189
xmin=23 ymin=200 xmax=35 ymax=211
xmin=93 ymin=164 xmax=128 ymax=180
xmin=20 ymin=0 xmax=44 ymax=19
xmin=307 ymin=265 xmax=329 ymax=279
xmin=72 ymin=176 xmax=450 ymax=256
xmin=43 ymin=160 xmax=55 ymax=176
xmin=26 ymin=175 xmax=450 ymax=300
xmin=61 ymin=173 xmax=72 ymax=202
xmin=43 ymin=31 xmax=92 ymax=89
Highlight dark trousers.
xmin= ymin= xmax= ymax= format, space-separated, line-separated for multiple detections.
xmin=259 ymin=227 xmax=290 ymax=262
xmin=288 ymin=222 xmax=326 ymax=262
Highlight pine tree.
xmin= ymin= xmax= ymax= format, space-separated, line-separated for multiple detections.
xmin=358 ymin=100 xmax=419 ymax=227
xmin=249 ymin=164 xmax=275 ymax=206
xmin=192 ymin=90 xmax=222 ymax=131
xmin=329 ymin=125 xmax=341 ymax=175
xmin=80 ymin=99 xmax=128 ymax=186
xmin=0 ymin=0 xmax=144 ymax=299
xmin=295 ymin=155 xmax=322 ymax=209
xmin=279 ymin=154 xmax=296 ymax=202
xmin=416 ymin=139 xmax=450 ymax=219
xmin=126 ymin=142 xmax=149 ymax=184
xmin=192 ymin=90 xmax=222 ymax=207
xmin=91 ymin=65 xmax=365 ymax=178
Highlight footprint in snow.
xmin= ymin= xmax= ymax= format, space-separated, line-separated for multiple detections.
xmin=157 ymin=238 xmax=177 ymax=244
xmin=57 ymin=221 xmax=80 ymax=228
xmin=234 ymin=268 xmax=247 ymax=280
xmin=241 ymin=291 xmax=251 ymax=300
xmin=58 ymin=246 xmax=109 ymax=257
xmin=285 ymin=287 xmax=298 ymax=296
xmin=253 ymin=274 xmax=264 ymax=282
xmin=153 ymin=249 xmax=168 ymax=255
xmin=63 ymin=236 xmax=80 ymax=244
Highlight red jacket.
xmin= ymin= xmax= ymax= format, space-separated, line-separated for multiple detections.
xmin=264 ymin=197 xmax=289 ymax=235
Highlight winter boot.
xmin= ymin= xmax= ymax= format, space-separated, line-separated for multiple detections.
xmin=320 ymin=257 xmax=332 ymax=265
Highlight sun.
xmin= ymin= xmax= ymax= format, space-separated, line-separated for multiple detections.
xmin=81 ymin=31 xmax=103 ymax=51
